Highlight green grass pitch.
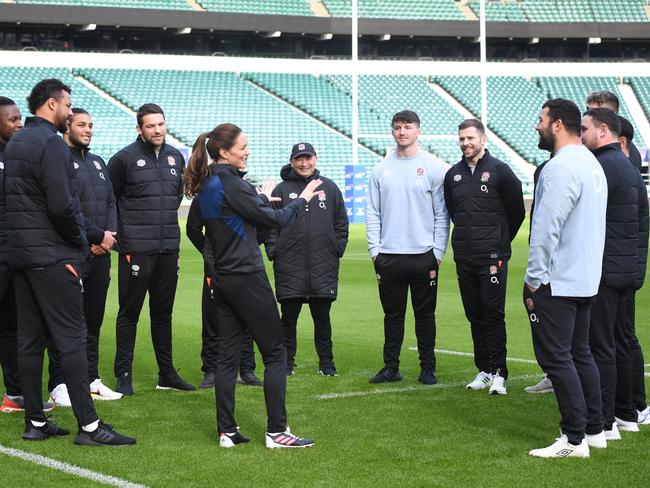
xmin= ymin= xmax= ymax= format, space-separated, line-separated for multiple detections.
xmin=1 ymin=221 xmax=649 ymax=487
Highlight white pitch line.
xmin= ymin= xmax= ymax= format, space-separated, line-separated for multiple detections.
xmin=411 ymin=347 xmax=539 ymax=364
xmin=410 ymin=348 xmax=650 ymax=376
xmin=314 ymin=374 xmax=542 ymax=400
xmin=0 ymin=444 xmax=147 ymax=488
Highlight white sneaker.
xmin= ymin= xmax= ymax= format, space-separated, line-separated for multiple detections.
xmin=529 ymin=435 xmax=589 ymax=458
xmin=488 ymin=373 xmax=506 ymax=395
xmin=524 ymin=376 xmax=553 ymax=394
xmin=90 ymin=379 xmax=123 ymax=401
xmin=637 ymin=407 xmax=650 ymax=424
xmin=615 ymin=416 xmax=640 ymax=432
xmin=604 ymin=423 xmax=621 ymax=441
xmin=585 ymin=431 xmax=607 ymax=449
xmin=50 ymin=383 xmax=71 ymax=408
xmin=466 ymin=371 xmax=492 ymax=390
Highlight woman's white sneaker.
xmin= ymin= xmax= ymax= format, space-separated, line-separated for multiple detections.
xmin=90 ymin=379 xmax=124 ymax=401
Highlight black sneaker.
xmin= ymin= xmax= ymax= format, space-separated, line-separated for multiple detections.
xmin=74 ymin=420 xmax=136 ymax=446
xmin=219 ymin=430 xmax=250 ymax=448
xmin=369 ymin=367 xmax=403 ymax=384
xmin=22 ymin=419 xmax=70 ymax=441
xmin=199 ymin=371 xmax=216 ymax=389
xmin=115 ymin=372 xmax=134 ymax=396
xmin=319 ymin=365 xmax=338 ymax=377
xmin=156 ymin=371 xmax=196 ymax=391
xmin=237 ymin=372 xmax=263 ymax=387
xmin=418 ymin=369 xmax=438 ymax=385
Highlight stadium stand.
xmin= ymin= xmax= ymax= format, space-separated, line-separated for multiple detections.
xmin=468 ymin=0 xmax=650 ymax=23
xmin=15 ymin=0 xmax=192 ymax=10
xmin=357 ymin=0 xmax=466 ymax=20
xmin=537 ymin=76 xmax=647 ymax=146
xmin=74 ymin=68 xmax=381 ymax=186
xmin=0 ymin=66 xmax=136 ymax=160
xmin=198 ymin=0 xmax=314 ymax=16
xmin=628 ymin=76 xmax=650 ymax=120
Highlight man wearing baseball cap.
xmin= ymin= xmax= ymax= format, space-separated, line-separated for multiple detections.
xmin=265 ymin=142 xmax=349 ymax=376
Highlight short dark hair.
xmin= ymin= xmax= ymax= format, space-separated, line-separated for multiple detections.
xmin=71 ymin=107 xmax=88 ymax=116
xmin=584 ymin=107 xmax=621 ymax=137
xmin=458 ymin=118 xmax=485 ymax=134
xmin=136 ymin=103 xmax=165 ymax=126
xmin=0 ymin=96 xmax=17 ymax=107
xmin=26 ymin=78 xmax=71 ymax=115
xmin=391 ymin=110 xmax=420 ymax=128
xmin=586 ymin=90 xmax=620 ymax=113
xmin=542 ymin=98 xmax=581 ymax=137
xmin=618 ymin=115 xmax=634 ymax=142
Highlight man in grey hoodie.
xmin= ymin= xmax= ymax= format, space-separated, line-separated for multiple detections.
xmin=525 ymin=98 xmax=607 ymax=458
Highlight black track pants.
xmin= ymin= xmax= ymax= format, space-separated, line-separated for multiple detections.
xmin=374 ymin=252 xmax=438 ymax=371
xmin=280 ymin=298 xmax=334 ymax=369
xmin=15 ymin=265 xmax=98 ymax=425
xmin=0 ymin=265 xmax=20 ymax=396
xmin=456 ymin=260 xmax=508 ymax=379
xmin=524 ymin=283 xmax=602 ymax=444
xmin=626 ymin=291 xmax=648 ymax=411
xmin=201 ymin=276 xmax=255 ymax=374
xmin=210 ymin=271 xmax=287 ymax=433
xmin=114 ymin=252 xmax=178 ymax=378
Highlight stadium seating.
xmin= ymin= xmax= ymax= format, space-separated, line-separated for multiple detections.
xmin=0 ymin=67 xmax=137 ymax=161
xmin=468 ymin=0 xmax=649 ymax=23
xmin=323 ymin=0 xmax=466 ymax=20
xmin=74 ymin=68 xmax=380 ymax=186
xmin=16 ymin=0 xmax=192 ymax=10
xmin=198 ymin=0 xmax=314 ymax=16
xmin=627 ymin=77 xmax=650 ymax=121
xmin=537 ymin=76 xmax=647 ymax=146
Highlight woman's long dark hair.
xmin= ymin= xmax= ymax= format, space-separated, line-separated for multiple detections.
xmin=184 ymin=123 xmax=242 ymax=196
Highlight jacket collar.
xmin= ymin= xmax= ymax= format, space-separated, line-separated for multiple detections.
xmin=591 ymin=142 xmax=622 ymax=157
xmin=135 ymin=135 xmax=167 ymax=158
xmin=69 ymin=145 xmax=91 ymax=159
xmin=26 ymin=116 xmax=58 ymax=133
xmin=461 ymin=148 xmax=490 ymax=170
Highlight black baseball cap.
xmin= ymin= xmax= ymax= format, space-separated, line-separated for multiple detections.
xmin=290 ymin=142 xmax=316 ymax=160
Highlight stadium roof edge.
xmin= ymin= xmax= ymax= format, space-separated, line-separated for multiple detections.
xmin=1 ymin=50 xmax=649 ymax=77
xmin=1 ymin=4 xmax=649 ymax=39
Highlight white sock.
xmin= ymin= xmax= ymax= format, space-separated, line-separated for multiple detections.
xmin=31 ymin=420 xmax=46 ymax=427
xmin=82 ymin=420 xmax=100 ymax=432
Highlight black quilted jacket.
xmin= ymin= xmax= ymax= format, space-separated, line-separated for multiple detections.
xmin=265 ymin=164 xmax=348 ymax=302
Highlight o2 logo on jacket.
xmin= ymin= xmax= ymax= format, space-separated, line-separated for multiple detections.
xmin=318 ymin=192 xmax=327 ymax=210
xmin=170 ymin=168 xmax=177 ymax=177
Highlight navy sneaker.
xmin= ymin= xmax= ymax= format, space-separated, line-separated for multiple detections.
xmin=219 ymin=430 xmax=251 ymax=448
xmin=199 ymin=371 xmax=216 ymax=389
xmin=74 ymin=421 xmax=136 ymax=446
xmin=156 ymin=371 xmax=196 ymax=391
xmin=115 ymin=372 xmax=134 ymax=396
xmin=22 ymin=419 xmax=69 ymax=441
xmin=369 ymin=367 xmax=403 ymax=384
xmin=319 ymin=365 xmax=338 ymax=377
xmin=237 ymin=372 xmax=263 ymax=387
xmin=418 ymin=369 xmax=438 ymax=385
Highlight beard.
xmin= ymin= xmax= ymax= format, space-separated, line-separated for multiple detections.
xmin=537 ymin=127 xmax=555 ymax=152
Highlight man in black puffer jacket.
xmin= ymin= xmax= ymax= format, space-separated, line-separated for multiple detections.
xmin=109 ymin=103 xmax=194 ymax=395
xmin=44 ymin=108 xmax=122 ymax=403
xmin=581 ymin=108 xmax=649 ymax=439
xmin=5 ymin=79 xmax=134 ymax=445
xmin=444 ymin=119 xmax=525 ymax=395
xmin=265 ymin=143 xmax=349 ymax=377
